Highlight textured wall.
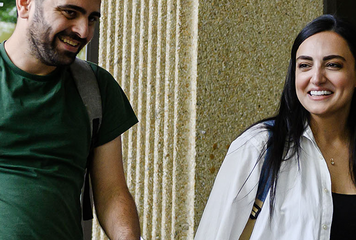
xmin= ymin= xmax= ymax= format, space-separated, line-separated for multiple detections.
xmin=94 ymin=0 xmax=198 ymax=239
xmin=93 ymin=0 xmax=322 ymax=239
xmin=195 ymin=0 xmax=323 ymax=230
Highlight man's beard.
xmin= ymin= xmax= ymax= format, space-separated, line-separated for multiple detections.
xmin=27 ymin=6 xmax=86 ymax=66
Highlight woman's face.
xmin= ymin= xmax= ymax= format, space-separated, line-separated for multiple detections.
xmin=295 ymin=31 xmax=356 ymax=121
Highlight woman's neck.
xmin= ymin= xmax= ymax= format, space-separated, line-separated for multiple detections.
xmin=309 ymin=115 xmax=349 ymax=145
xmin=310 ymin=115 xmax=356 ymax=194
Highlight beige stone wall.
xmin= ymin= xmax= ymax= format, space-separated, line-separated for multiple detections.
xmin=195 ymin=0 xmax=323 ymax=230
xmin=93 ymin=0 xmax=322 ymax=239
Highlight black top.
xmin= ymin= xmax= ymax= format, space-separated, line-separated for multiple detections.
xmin=330 ymin=192 xmax=356 ymax=239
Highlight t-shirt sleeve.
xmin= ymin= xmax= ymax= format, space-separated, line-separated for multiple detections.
xmin=89 ymin=63 xmax=138 ymax=147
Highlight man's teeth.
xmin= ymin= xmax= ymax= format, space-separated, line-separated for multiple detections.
xmin=59 ymin=37 xmax=78 ymax=47
xmin=310 ymin=90 xmax=332 ymax=96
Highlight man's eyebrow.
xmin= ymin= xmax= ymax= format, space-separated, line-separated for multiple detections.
xmin=57 ymin=5 xmax=101 ymax=18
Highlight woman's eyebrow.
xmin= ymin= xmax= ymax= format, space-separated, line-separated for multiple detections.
xmin=323 ymin=55 xmax=346 ymax=61
xmin=296 ymin=55 xmax=313 ymax=61
xmin=296 ymin=55 xmax=346 ymax=62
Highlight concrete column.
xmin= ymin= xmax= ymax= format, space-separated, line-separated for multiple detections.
xmin=93 ymin=0 xmax=323 ymax=239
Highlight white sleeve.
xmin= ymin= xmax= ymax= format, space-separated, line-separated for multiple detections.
xmin=195 ymin=127 xmax=267 ymax=240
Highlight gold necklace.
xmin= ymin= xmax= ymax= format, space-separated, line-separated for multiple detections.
xmin=330 ymin=158 xmax=335 ymax=165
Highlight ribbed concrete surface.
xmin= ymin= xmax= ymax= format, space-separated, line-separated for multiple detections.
xmin=92 ymin=0 xmax=322 ymax=239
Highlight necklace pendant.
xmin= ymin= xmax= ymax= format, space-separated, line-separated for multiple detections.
xmin=331 ymin=158 xmax=335 ymax=165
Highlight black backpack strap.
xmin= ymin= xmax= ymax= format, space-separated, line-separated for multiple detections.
xmin=239 ymin=121 xmax=274 ymax=240
xmin=250 ymin=144 xmax=272 ymax=219
xmin=250 ymin=120 xmax=274 ymax=219
xmin=70 ymin=58 xmax=102 ymax=220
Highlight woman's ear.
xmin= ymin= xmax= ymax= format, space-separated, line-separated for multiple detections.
xmin=16 ymin=0 xmax=33 ymax=19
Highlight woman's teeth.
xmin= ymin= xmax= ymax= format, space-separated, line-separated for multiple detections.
xmin=309 ymin=90 xmax=332 ymax=96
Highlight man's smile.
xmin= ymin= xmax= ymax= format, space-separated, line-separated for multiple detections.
xmin=58 ymin=36 xmax=79 ymax=47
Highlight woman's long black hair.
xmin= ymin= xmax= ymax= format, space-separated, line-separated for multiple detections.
xmin=259 ymin=14 xmax=356 ymax=214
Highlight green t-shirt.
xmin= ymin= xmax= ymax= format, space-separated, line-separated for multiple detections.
xmin=0 ymin=42 xmax=138 ymax=239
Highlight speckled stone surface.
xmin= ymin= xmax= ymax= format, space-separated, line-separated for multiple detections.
xmin=93 ymin=0 xmax=323 ymax=239
xmin=195 ymin=0 xmax=323 ymax=233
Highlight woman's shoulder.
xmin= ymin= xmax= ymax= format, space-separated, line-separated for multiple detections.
xmin=227 ymin=121 xmax=271 ymax=156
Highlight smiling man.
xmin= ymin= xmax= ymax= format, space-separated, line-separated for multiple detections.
xmin=0 ymin=0 xmax=141 ymax=239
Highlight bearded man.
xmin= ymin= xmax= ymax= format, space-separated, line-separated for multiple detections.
xmin=0 ymin=0 xmax=141 ymax=239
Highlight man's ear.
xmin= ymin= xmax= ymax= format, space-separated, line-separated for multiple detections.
xmin=16 ymin=0 xmax=33 ymax=19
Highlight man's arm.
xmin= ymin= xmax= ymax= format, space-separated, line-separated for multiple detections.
xmin=90 ymin=135 xmax=141 ymax=240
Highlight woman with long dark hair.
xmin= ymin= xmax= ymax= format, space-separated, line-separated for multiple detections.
xmin=195 ymin=14 xmax=356 ymax=240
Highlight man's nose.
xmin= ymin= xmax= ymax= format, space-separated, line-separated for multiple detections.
xmin=72 ymin=18 xmax=90 ymax=39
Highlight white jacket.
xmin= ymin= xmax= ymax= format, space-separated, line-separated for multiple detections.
xmin=195 ymin=123 xmax=333 ymax=240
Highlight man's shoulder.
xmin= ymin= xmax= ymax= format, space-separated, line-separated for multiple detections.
xmin=67 ymin=59 xmax=112 ymax=79
xmin=85 ymin=61 xmax=112 ymax=78
xmin=68 ymin=60 xmax=119 ymax=90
